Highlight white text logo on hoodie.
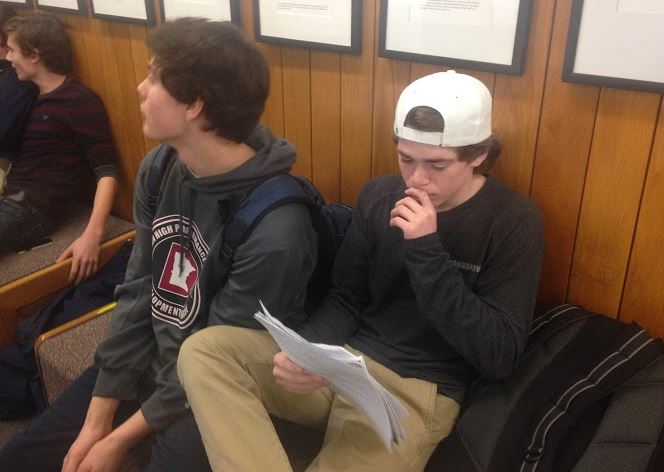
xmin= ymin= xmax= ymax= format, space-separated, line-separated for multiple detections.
xmin=151 ymin=215 xmax=209 ymax=329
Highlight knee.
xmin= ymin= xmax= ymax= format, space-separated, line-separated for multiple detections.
xmin=178 ymin=326 xmax=239 ymax=383
xmin=178 ymin=326 xmax=275 ymax=386
xmin=177 ymin=329 xmax=214 ymax=385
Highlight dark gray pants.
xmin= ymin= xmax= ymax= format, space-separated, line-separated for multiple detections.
xmin=0 ymin=191 xmax=53 ymax=252
xmin=0 ymin=367 xmax=211 ymax=472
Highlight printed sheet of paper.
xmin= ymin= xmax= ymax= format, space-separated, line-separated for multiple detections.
xmin=92 ymin=0 xmax=148 ymax=20
xmin=258 ymin=0 xmax=352 ymax=47
xmin=384 ymin=0 xmax=520 ymax=66
xmin=254 ymin=301 xmax=408 ymax=450
xmin=163 ymin=0 xmax=233 ymax=21
xmin=38 ymin=0 xmax=80 ymax=9
xmin=573 ymin=0 xmax=664 ymax=82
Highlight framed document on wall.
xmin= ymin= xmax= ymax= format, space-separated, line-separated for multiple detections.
xmin=379 ymin=0 xmax=533 ymax=75
xmin=254 ymin=0 xmax=362 ymax=54
xmin=0 ymin=0 xmax=32 ymax=7
xmin=90 ymin=0 xmax=156 ymax=25
xmin=563 ymin=0 xmax=664 ymax=93
xmin=160 ymin=0 xmax=241 ymax=23
xmin=36 ymin=0 xmax=86 ymax=14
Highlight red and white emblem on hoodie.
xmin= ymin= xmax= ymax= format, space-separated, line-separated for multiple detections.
xmin=151 ymin=215 xmax=209 ymax=329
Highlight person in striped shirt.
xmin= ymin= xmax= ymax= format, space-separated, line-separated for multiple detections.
xmin=1 ymin=13 xmax=118 ymax=284
xmin=0 ymin=5 xmax=38 ymax=194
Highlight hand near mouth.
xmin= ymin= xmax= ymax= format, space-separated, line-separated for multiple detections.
xmin=389 ymin=187 xmax=438 ymax=239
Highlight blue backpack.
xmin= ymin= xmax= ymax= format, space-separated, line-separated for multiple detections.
xmin=145 ymin=144 xmax=353 ymax=310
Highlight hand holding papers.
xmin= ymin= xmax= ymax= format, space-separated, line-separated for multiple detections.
xmin=254 ymin=301 xmax=409 ymax=451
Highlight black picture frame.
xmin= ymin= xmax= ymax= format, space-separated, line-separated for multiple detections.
xmin=35 ymin=0 xmax=86 ymax=15
xmin=159 ymin=0 xmax=241 ymax=24
xmin=562 ymin=0 xmax=664 ymax=94
xmin=90 ymin=0 xmax=156 ymax=26
xmin=253 ymin=0 xmax=362 ymax=55
xmin=0 ymin=0 xmax=32 ymax=7
xmin=378 ymin=0 xmax=533 ymax=76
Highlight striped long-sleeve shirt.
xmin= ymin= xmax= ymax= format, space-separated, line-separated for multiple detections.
xmin=6 ymin=77 xmax=118 ymax=216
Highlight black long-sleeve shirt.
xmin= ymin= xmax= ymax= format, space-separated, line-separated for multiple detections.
xmin=0 ymin=60 xmax=37 ymax=159
xmin=299 ymin=175 xmax=543 ymax=402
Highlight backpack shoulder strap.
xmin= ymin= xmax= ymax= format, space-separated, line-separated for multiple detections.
xmin=220 ymin=173 xmax=316 ymax=259
xmin=145 ymin=144 xmax=177 ymax=217
xmin=517 ymin=322 xmax=663 ymax=472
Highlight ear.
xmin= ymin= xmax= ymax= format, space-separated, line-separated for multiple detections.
xmin=470 ymin=150 xmax=488 ymax=169
xmin=185 ymin=97 xmax=204 ymax=122
xmin=29 ymin=50 xmax=41 ymax=65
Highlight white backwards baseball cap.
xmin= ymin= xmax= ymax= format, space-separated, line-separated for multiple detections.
xmin=393 ymin=70 xmax=492 ymax=147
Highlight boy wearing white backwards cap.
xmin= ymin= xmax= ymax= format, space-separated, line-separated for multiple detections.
xmin=177 ymin=71 xmax=544 ymax=471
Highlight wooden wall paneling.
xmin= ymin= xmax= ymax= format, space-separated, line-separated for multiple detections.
xmin=258 ymin=44 xmax=286 ymax=137
xmin=567 ymin=88 xmax=660 ymax=316
xmin=241 ymin=0 xmax=285 ymax=138
xmin=76 ymin=19 xmax=107 ymax=110
xmin=61 ymin=16 xmax=133 ymax=220
xmin=370 ymin=55 xmax=409 ymax=178
xmin=20 ymin=1 xmax=664 ymax=335
xmin=491 ymin=0 xmax=556 ymax=197
xmin=310 ymin=51 xmax=341 ymax=202
xmin=410 ymin=63 xmax=444 ymax=82
xmin=65 ymin=14 xmax=97 ymax=97
xmin=339 ymin=0 xmax=375 ymax=205
xmin=129 ymin=25 xmax=158 ymax=161
xmin=530 ymin=0 xmax=600 ymax=308
xmin=620 ymin=98 xmax=664 ymax=337
xmin=281 ymin=47 xmax=312 ymax=178
xmin=370 ymin=1 xmax=409 ymax=178
xmin=240 ymin=0 xmax=253 ymax=33
xmin=89 ymin=20 xmax=146 ymax=220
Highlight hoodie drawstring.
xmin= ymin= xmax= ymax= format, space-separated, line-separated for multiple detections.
xmin=178 ymin=174 xmax=196 ymax=276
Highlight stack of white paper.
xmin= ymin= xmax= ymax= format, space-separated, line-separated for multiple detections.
xmin=254 ymin=301 xmax=409 ymax=451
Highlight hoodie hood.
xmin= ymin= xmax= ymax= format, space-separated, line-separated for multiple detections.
xmin=166 ymin=124 xmax=296 ymax=276
xmin=179 ymin=125 xmax=296 ymax=195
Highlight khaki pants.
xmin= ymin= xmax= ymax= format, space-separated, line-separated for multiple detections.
xmin=177 ymin=326 xmax=459 ymax=472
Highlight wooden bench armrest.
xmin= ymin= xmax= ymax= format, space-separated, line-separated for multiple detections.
xmin=0 ymin=231 xmax=134 ymax=348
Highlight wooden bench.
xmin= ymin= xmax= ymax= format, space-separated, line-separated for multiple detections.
xmin=0 ymin=206 xmax=134 ymax=349
xmin=0 ymin=306 xmax=320 ymax=471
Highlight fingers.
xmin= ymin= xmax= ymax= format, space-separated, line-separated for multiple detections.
xmin=392 ymin=196 xmax=421 ymax=215
xmin=404 ymin=187 xmax=435 ymax=210
xmin=74 ymin=258 xmax=98 ymax=285
xmin=273 ymin=352 xmax=325 ymax=395
xmin=70 ymin=251 xmax=100 ymax=284
xmin=273 ymin=352 xmax=302 ymax=373
xmin=62 ymin=450 xmax=84 ymax=472
xmin=69 ymin=257 xmax=81 ymax=283
xmin=388 ymin=215 xmax=407 ymax=232
xmin=390 ymin=187 xmax=438 ymax=239
xmin=57 ymin=246 xmax=73 ymax=264
xmin=389 ymin=202 xmax=416 ymax=222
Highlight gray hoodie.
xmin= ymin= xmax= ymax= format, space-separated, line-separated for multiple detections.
xmin=93 ymin=126 xmax=317 ymax=430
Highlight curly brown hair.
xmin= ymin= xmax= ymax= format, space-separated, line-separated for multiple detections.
xmin=3 ymin=12 xmax=72 ymax=75
xmin=147 ymin=18 xmax=269 ymax=143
